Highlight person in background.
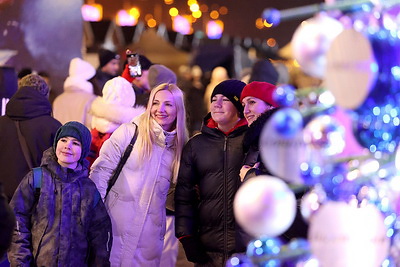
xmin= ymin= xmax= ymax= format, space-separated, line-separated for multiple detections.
xmin=8 ymin=121 xmax=112 ymax=266
xmin=239 ymin=81 xmax=308 ymax=241
xmin=0 ymin=182 xmax=15 ymax=262
xmin=90 ymin=83 xmax=188 ymax=266
xmin=203 ymin=66 xmax=229 ymax=112
xmin=86 ymin=76 xmax=145 ymax=168
xmin=53 ymin=57 xmax=97 ymax=129
xmin=95 ymin=49 xmax=121 ymax=95
xmin=0 ymin=74 xmax=61 ymax=201
xmin=121 ymin=54 xmax=154 ymax=107
xmin=175 ymin=80 xmax=249 ymax=266
xmin=186 ymin=65 xmax=207 ymax=136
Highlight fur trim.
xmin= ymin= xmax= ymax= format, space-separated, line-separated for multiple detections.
xmin=90 ymin=97 xmax=145 ymax=133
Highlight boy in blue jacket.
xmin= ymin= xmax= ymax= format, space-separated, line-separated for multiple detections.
xmin=8 ymin=121 xmax=112 ymax=267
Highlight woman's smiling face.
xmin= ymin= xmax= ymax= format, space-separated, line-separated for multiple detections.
xmin=242 ymin=96 xmax=274 ymax=125
xmin=150 ymin=89 xmax=177 ymax=131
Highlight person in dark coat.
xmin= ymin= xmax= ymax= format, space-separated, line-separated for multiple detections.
xmin=0 ymin=182 xmax=15 ymax=260
xmin=0 ymin=74 xmax=61 ymax=201
xmin=95 ymin=48 xmax=121 ymax=95
xmin=240 ymin=81 xmax=308 ymax=241
xmin=175 ymin=80 xmax=249 ymax=266
xmin=8 ymin=121 xmax=112 ymax=266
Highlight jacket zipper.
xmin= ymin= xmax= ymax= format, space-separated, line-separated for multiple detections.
xmin=223 ymin=136 xmax=228 ymax=261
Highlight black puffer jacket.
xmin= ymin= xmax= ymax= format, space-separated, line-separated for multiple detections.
xmin=242 ymin=109 xmax=279 ymax=180
xmin=175 ymin=114 xmax=248 ymax=266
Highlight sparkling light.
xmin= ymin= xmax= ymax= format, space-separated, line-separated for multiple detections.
xmin=116 ymin=10 xmax=137 ymax=26
xmin=81 ymin=4 xmax=102 ymax=22
xmin=173 ymin=15 xmax=191 ymax=35
xmin=206 ymin=20 xmax=224 ymax=39
xmin=169 ymin=7 xmax=178 ymax=17
xmin=128 ymin=7 xmax=140 ymax=19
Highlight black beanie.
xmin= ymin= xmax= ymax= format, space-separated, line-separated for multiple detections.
xmin=99 ymin=49 xmax=120 ymax=69
xmin=53 ymin=121 xmax=92 ymax=163
xmin=211 ymin=79 xmax=246 ymax=116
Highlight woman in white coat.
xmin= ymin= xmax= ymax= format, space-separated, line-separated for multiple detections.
xmin=90 ymin=83 xmax=188 ymax=267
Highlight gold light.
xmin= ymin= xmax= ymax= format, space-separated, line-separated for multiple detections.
xmin=210 ymin=10 xmax=219 ymax=19
xmin=169 ymin=7 xmax=179 ymax=17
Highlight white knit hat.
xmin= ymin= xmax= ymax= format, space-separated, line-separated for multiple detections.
xmin=102 ymin=76 xmax=135 ymax=106
xmin=68 ymin=57 xmax=96 ymax=80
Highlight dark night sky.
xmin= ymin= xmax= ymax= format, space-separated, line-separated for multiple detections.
xmin=95 ymin=0 xmax=325 ymax=47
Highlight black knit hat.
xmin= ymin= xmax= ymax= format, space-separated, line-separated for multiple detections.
xmin=53 ymin=121 xmax=92 ymax=163
xmin=211 ymin=79 xmax=246 ymax=116
xmin=99 ymin=49 xmax=120 ymax=69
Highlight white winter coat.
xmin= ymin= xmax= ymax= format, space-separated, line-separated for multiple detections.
xmin=90 ymin=118 xmax=176 ymax=267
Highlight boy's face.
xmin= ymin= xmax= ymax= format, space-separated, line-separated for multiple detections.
xmin=56 ymin=136 xmax=82 ymax=169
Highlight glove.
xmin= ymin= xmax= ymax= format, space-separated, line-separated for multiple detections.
xmin=180 ymin=236 xmax=211 ymax=264
xmin=121 ymin=64 xmax=134 ymax=83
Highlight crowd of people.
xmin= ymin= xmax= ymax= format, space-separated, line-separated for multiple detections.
xmin=0 ymin=48 xmax=308 ymax=267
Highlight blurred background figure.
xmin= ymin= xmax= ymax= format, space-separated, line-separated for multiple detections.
xmin=0 ymin=74 xmax=61 ymax=201
xmin=204 ymin=66 xmax=229 ymax=112
xmin=0 ymin=182 xmax=15 ymax=265
xmin=86 ymin=76 xmax=145 ymax=168
xmin=53 ymin=57 xmax=97 ymax=129
xmin=186 ymin=65 xmax=207 ymax=136
xmin=121 ymin=54 xmax=154 ymax=108
xmin=95 ymin=48 xmax=121 ymax=95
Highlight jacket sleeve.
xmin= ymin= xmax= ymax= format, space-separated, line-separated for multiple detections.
xmin=0 ymin=182 xmax=15 ymax=259
xmin=8 ymin=172 xmax=36 ymax=266
xmin=87 ymin=191 xmax=112 ymax=267
xmin=174 ymin=140 xmax=199 ymax=239
xmin=89 ymin=123 xmax=135 ymax=200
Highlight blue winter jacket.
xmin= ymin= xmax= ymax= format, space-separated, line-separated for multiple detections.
xmin=8 ymin=148 xmax=112 ymax=267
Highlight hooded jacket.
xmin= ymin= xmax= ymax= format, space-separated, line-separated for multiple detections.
xmin=90 ymin=118 xmax=177 ymax=267
xmin=8 ymin=148 xmax=112 ymax=267
xmin=0 ymin=86 xmax=61 ymax=200
xmin=175 ymin=113 xmax=248 ymax=265
xmin=53 ymin=58 xmax=97 ymax=129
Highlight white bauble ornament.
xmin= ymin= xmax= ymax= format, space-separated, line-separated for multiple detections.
xmin=308 ymin=201 xmax=390 ymax=267
xmin=292 ymin=13 xmax=343 ymax=79
xmin=234 ymin=175 xmax=296 ymax=238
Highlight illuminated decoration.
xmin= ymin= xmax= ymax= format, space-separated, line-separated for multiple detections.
xmin=266 ymin=38 xmax=276 ymax=47
xmin=129 ymin=7 xmax=140 ymax=20
xmin=255 ymin=18 xmax=264 ymax=29
xmin=147 ymin=18 xmax=157 ymax=28
xmin=116 ymin=9 xmax=137 ymax=26
xmin=192 ymin=10 xmax=202 ymax=19
xmin=164 ymin=0 xmax=174 ymax=4
xmin=189 ymin=3 xmax=199 ymax=12
xmin=263 ymin=20 xmax=273 ymax=28
xmin=206 ymin=20 xmax=223 ymax=39
xmin=219 ymin=6 xmax=228 ymax=15
xmin=169 ymin=7 xmax=179 ymax=17
xmin=210 ymin=10 xmax=219 ymax=19
xmin=173 ymin=15 xmax=191 ymax=35
xmin=81 ymin=3 xmax=103 ymax=22
xmin=200 ymin=4 xmax=208 ymax=12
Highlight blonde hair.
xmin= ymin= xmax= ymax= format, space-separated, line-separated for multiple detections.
xmin=135 ymin=83 xmax=188 ymax=183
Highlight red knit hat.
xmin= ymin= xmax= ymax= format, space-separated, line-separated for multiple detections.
xmin=240 ymin=81 xmax=279 ymax=107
